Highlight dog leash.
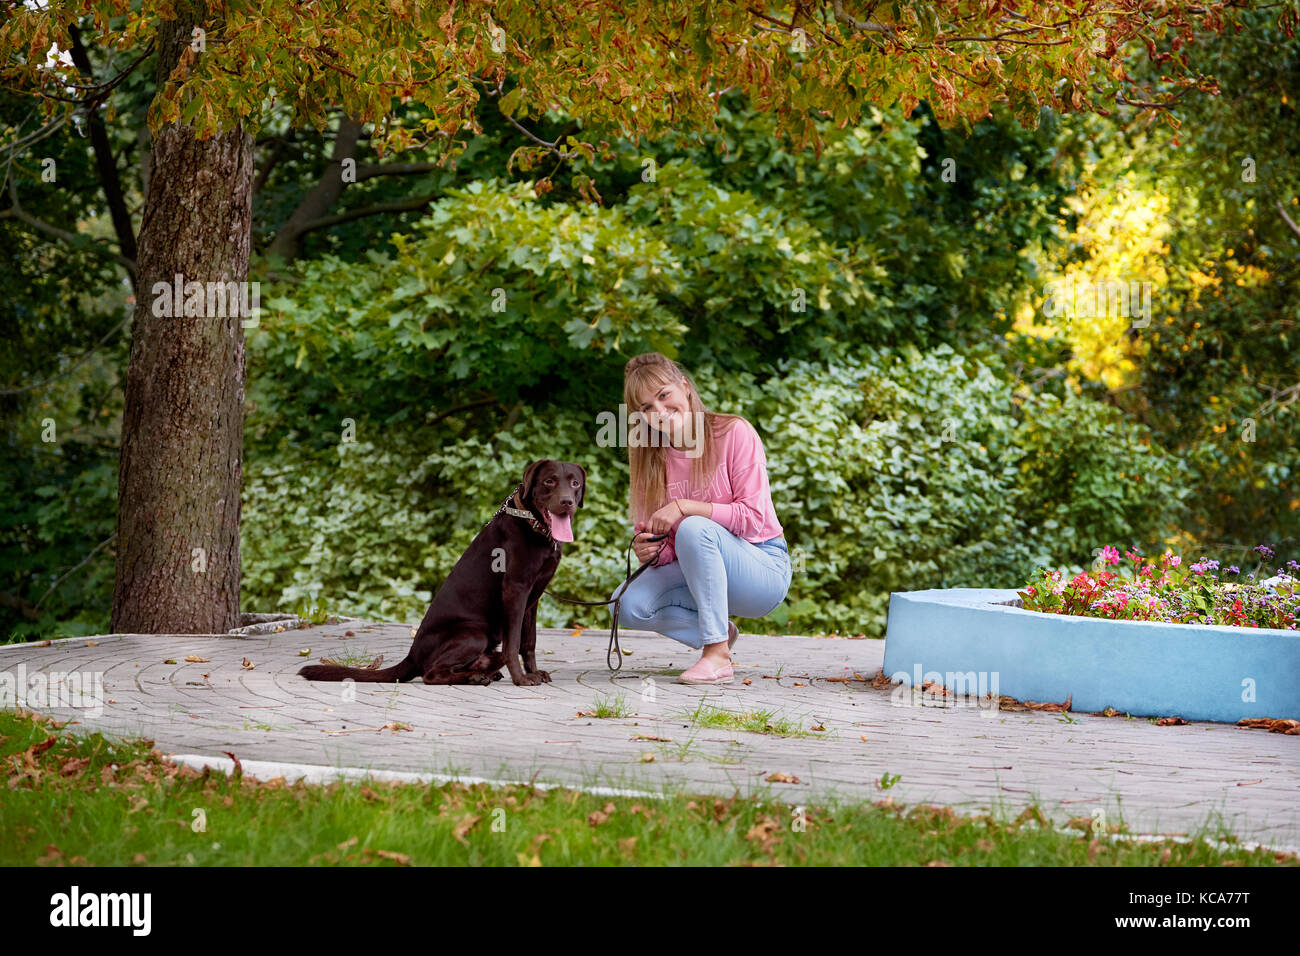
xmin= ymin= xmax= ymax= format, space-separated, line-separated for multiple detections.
xmin=543 ymin=532 xmax=666 ymax=672
xmin=488 ymin=485 xmax=665 ymax=670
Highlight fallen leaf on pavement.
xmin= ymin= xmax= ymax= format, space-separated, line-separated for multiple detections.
xmin=1155 ymin=716 xmax=1187 ymax=726
xmin=765 ymin=772 xmax=801 ymax=784
xmin=241 ymin=657 xmax=254 ymax=670
xmin=184 ymin=655 xmax=210 ymax=663
xmin=1237 ymin=718 xmax=1300 ymax=734
xmin=1024 ymin=694 xmax=1072 ymax=712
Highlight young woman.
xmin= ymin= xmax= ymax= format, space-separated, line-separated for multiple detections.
xmin=610 ymin=352 xmax=792 ymax=685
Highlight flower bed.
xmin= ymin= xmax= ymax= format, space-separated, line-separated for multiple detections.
xmin=1018 ymin=545 xmax=1298 ymax=630
xmin=881 ymin=586 xmax=1300 ymax=723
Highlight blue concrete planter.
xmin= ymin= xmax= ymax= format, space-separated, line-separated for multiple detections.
xmin=882 ymin=588 xmax=1300 ymax=723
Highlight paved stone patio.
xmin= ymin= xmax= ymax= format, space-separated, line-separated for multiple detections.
xmin=3 ymin=621 xmax=1297 ymax=852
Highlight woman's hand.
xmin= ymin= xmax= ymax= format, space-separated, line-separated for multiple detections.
xmin=644 ymin=500 xmax=684 ymax=535
xmin=632 ymin=500 xmax=685 ymax=563
xmin=631 ymin=534 xmax=663 ymax=565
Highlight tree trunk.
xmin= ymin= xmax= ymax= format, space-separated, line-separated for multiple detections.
xmin=110 ymin=3 xmax=253 ymax=634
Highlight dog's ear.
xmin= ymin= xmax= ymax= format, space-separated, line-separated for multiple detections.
xmin=573 ymin=463 xmax=587 ymax=508
xmin=520 ymin=459 xmax=549 ymax=503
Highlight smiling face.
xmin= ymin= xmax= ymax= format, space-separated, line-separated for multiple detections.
xmin=636 ymin=376 xmax=693 ymax=445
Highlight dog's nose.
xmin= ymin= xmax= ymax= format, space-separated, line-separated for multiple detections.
xmin=559 ymin=497 xmax=575 ymax=508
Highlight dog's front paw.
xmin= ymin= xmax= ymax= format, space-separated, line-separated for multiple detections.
xmin=535 ymin=669 xmax=551 ymax=683
xmin=512 ymin=672 xmax=543 ymax=686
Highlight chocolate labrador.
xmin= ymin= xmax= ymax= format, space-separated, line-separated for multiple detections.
xmin=299 ymin=459 xmax=585 ymax=686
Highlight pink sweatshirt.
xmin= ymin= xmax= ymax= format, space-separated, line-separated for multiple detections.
xmin=634 ymin=417 xmax=784 ymax=567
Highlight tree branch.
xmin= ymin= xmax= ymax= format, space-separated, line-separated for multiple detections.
xmin=0 ymin=312 xmax=132 ymax=396
xmin=260 ymin=189 xmax=443 ymax=243
xmin=35 ymin=533 xmax=117 ymax=609
xmin=1276 ymin=200 xmax=1300 ymax=241
xmin=66 ymin=23 xmax=139 ymax=270
xmin=0 ymin=173 xmax=138 ymax=278
xmin=829 ymin=0 xmax=896 ymax=34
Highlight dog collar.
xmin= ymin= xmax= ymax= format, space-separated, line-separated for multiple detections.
xmin=486 ymin=483 xmax=559 ymax=553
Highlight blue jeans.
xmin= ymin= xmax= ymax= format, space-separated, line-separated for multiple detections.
xmin=610 ymin=515 xmax=792 ymax=650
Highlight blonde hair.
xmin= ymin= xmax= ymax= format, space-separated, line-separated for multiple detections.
xmin=623 ymin=353 xmax=745 ymax=527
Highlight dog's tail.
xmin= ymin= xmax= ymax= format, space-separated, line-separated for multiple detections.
xmin=298 ymin=652 xmax=418 ymax=683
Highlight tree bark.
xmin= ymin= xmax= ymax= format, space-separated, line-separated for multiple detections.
xmin=111 ymin=2 xmax=253 ymax=634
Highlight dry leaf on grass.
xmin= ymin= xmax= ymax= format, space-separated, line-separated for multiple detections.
xmin=59 ymin=757 xmax=90 ymax=777
xmin=375 ymin=849 xmax=410 ymax=865
xmin=587 ymin=802 xmax=616 ymax=827
xmin=745 ymin=816 xmax=782 ymax=852
xmin=452 ymin=815 xmax=482 ymax=844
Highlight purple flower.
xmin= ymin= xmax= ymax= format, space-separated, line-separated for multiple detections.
xmin=1254 ymin=545 xmax=1275 ymax=559
xmin=1226 ymin=566 xmax=1240 ymax=575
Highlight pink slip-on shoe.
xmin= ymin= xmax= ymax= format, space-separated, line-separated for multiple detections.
xmin=676 ymin=657 xmax=734 ymax=685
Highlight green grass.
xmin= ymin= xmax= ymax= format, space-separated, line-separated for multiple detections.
xmin=673 ymin=698 xmax=819 ymax=738
xmin=583 ymin=693 xmax=632 ymax=719
xmin=1 ymin=708 xmax=1294 ymax=867
xmin=315 ymin=648 xmax=381 ymax=668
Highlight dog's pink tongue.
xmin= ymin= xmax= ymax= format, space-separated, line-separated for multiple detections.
xmin=546 ymin=510 xmax=574 ymax=542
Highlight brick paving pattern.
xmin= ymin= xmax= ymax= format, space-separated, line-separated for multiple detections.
xmin=3 ymin=621 xmax=1296 ymax=851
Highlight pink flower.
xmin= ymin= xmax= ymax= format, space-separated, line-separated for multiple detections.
xmin=1101 ymin=546 xmax=1121 ymax=565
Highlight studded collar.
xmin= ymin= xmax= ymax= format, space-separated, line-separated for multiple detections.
xmin=486 ymin=482 xmax=559 ymax=553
